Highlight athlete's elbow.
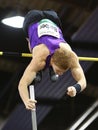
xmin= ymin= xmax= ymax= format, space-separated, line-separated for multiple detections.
xmin=18 ymin=80 xmax=24 ymax=91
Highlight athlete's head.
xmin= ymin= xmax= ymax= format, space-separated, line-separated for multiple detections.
xmin=51 ymin=48 xmax=70 ymax=75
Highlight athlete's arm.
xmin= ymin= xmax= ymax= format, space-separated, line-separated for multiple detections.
xmin=26 ymin=38 xmax=32 ymax=52
xmin=18 ymin=57 xmax=45 ymax=109
xmin=67 ymin=51 xmax=86 ymax=97
xmin=60 ymin=42 xmax=86 ymax=97
xmin=18 ymin=44 xmax=49 ymax=110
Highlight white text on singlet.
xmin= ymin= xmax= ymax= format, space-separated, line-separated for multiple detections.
xmin=38 ymin=19 xmax=60 ymax=38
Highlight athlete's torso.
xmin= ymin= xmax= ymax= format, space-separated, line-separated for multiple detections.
xmin=23 ymin=10 xmax=67 ymax=68
xmin=23 ymin=9 xmax=62 ymax=37
xmin=28 ymin=19 xmax=66 ymax=54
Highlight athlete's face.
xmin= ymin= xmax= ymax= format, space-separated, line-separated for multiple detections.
xmin=51 ymin=63 xmax=65 ymax=75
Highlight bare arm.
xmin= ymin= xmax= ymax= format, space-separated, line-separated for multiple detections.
xmin=18 ymin=57 xmax=45 ymax=109
xmin=67 ymin=51 xmax=87 ymax=97
xmin=60 ymin=42 xmax=86 ymax=96
xmin=18 ymin=43 xmax=50 ymax=110
xmin=71 ymin=61 xmax=86 ymax=91
xmin=26 ymin=38 xmax=32 ymax=52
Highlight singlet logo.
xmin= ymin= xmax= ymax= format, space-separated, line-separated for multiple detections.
xmin=38 ymin=19 xmax=60 ymax=38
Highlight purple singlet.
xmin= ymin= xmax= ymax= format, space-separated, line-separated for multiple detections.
xmin=28 ymin=19 xmax=67 ymax=67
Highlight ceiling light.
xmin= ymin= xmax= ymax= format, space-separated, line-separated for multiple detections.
xmin=1 ymin=16 xmax=24 ymax=28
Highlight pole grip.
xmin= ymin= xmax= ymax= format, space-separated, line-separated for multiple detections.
xmin=29 ymin=85 xmax=37 ymax=130
xmin=29 ymin=85 xmax=36 ymax=111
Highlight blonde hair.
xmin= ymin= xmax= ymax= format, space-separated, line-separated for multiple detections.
xmin=52 ymin=48 xmax=71 ymax=70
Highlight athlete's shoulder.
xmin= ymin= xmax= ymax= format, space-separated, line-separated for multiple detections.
xmin=59 ymin=42 xmax=72 ymax=51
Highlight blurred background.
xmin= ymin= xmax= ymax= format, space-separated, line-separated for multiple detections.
xmin=0 ymin=0 xmax=98 ymax=130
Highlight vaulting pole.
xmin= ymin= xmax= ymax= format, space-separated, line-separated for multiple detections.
xmin=29 ymin=85 xmax=37 ymax=130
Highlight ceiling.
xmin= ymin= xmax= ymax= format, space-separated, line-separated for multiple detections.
xmin=0 ymin=0 xmax=98 ymax=51
xmin=0 ymin=0 xmax=98 ymax=52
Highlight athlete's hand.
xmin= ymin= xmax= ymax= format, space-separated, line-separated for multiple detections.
xmin=25 ymin=99 xmax=37 ymax=110
xmin=67 ymin=86 xmax=76 ymax=97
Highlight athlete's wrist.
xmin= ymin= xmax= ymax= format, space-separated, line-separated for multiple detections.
xmin=73 ymin=83 xmax=81 ymax=94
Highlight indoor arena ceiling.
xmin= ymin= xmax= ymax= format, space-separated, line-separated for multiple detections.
xmin=0 ymin=0 xmax=97 ymax=10
xmin=0 ymin=0 xmax=98 ymax=52
xmin=0 ymin=0 xmax=98 ymax=70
